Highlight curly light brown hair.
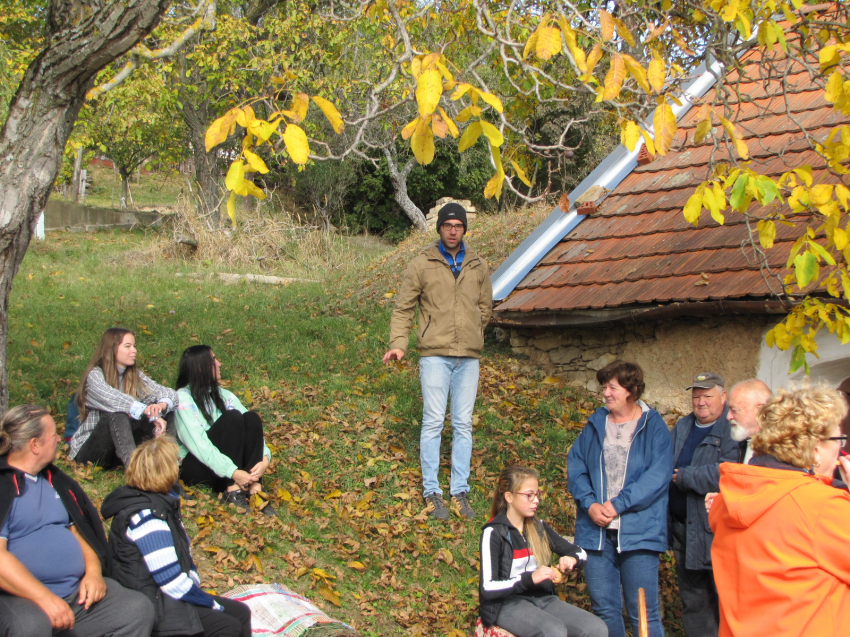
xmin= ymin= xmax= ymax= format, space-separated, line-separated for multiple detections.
xmin=750 ymin=385 xmax=847 ymax=469
xmin=125 ymin=436 xmax=180 ymax=494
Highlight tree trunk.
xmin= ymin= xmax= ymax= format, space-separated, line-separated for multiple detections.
xmin=0 ymin=0 xmax=171 ymax=411
xmin=120 ymin=171 xmax=131 ymax=210
xmin=382 ymin=147 xmax=427 ymax=233
xmin=179 ymin=91 xmax=222 ymax=225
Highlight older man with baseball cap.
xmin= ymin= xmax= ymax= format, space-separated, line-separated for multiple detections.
xmin=668 ymin=372 xmax=738 ymax=637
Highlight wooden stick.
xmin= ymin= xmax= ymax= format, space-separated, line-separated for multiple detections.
xmin=638 ymin=587 xmax=649 ymax=637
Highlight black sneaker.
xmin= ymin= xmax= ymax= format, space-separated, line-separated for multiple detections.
xmin=425 ymin=493 xmax=449 ymax=520
xmin=452 ymin=492 xmax=475 ymax=520
xmin=220 ymin=489 xmax=249 ymax=513
xmin=259 ymin=501 xmax=277 ymax=517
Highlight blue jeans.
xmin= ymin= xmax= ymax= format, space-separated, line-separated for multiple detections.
xmin=584 ymin=531 xmax=665 ymax=637
xmin=419 ymin=355 xmax=479 ymax=497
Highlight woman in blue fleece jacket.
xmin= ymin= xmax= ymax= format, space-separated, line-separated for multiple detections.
xmin=567 ymin=360 xmax=672 ymax=637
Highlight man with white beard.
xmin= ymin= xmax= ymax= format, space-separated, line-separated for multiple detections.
xmin=727 ymin=379 xmax=773 ymax=464
xmin=705 ymin=379 xmax=772 ymax=515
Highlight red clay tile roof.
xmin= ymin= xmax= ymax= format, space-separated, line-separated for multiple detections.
xmin=494 ymin=43 xmax=848 ymax=317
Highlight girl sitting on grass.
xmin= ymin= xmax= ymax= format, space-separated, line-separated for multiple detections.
xmin=70 ymin=327 xmax=176 ymax=468
xmin=101 ymin=436 xmax=251 ymax=637
xmin=173 ymin=345 xmax=273 ymax=515
xmin=479 ymin=465 xmax=608 ymax=637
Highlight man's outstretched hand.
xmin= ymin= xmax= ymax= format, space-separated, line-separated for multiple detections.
xmin=382 ymin=349 xmax=405 ymax=365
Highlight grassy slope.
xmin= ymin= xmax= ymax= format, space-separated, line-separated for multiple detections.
xmin=10 ymin=211 xmax=683 ymax=636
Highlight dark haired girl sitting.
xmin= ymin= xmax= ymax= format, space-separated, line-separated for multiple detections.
xmin=174 ymin=345 xmax=273 ymax=515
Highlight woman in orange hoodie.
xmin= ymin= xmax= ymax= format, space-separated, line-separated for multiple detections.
xmin=709 ymin=385 xmax=850 ymax=637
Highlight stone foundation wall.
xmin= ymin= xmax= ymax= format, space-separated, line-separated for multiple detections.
xmin=506 ymin=314 xmax=777 ymax=415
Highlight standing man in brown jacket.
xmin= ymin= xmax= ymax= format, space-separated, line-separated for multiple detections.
xmin=383 ymin=203 xmax=493 ymax=520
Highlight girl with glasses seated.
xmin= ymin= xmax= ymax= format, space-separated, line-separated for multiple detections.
xmin=478 ymin=465 xmax=608 ymax=637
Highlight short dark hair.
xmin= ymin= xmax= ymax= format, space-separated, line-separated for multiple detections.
xmin=596 ymin=360 xmax=645 ymax=400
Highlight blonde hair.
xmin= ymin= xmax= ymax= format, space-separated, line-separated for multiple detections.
xmin=491 ymin=465 xmax=551 ymax=567
xmin=751 ymin=385 xmax=846 ymax=469
xmin=0 ymin=405 xmax=49 ymax=455
xmin=125 ymin=436 xmax=180 ymax=494
xmin=77 ymin=328 xmax=142 ymax=422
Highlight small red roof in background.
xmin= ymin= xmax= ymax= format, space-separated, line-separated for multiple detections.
xmin=495 ymin=45 xmax=848 ymax=316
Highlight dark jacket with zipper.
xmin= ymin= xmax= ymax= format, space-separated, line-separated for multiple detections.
xmin=667 ymin=406 xmax=738 ymax=570
xmin=478 ymin=512 xmax=586 ymax=627
xmin=389 ymin=241 xmax=493 ymax=358
xmin=101 ymin=486 xmax=203 ymax=637
xmin=0 ymin=456 xmax=108 ymax=571
xmin=568 ymin=402 xmax=673 ymax=553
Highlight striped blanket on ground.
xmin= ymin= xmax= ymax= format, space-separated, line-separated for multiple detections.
xmin=223 ymin=583 xmax=359 ymax=636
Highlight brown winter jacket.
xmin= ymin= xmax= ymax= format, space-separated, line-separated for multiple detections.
xmin=389 ymin=241 xmax=493 ymax=358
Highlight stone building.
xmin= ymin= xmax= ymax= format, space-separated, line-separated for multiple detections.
xmin=490 ymin=39 xmax=849 ymax=415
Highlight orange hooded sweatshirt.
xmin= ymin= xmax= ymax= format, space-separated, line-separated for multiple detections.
xmin=709 ymin=461 xmax=850 ymax=637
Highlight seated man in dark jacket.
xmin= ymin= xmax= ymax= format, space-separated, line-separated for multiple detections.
xmin=0 ymin=405 xmax=154 ymax=637
xmin=669 ymin=373 xmax=739 ymax=637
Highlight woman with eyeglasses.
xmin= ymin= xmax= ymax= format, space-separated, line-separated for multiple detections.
xmin=567 ymin=360 xmax=672 ymax=637
xmin=709 ymin=385 xmax=850 ymax=636
xmin=478 ymin=465 xmax=608 ymax=637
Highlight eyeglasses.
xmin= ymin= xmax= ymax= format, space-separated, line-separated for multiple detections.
xmin=441 ymin=223 xmax=464 ymax=231
xmin=512 ymin=491 xmax=541 ymax=501
xmin=824 ymin=435 xmax=848 ymax=444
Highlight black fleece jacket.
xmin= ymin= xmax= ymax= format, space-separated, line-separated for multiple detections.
xmin=0 ymin=455 xmax=109 ymax=570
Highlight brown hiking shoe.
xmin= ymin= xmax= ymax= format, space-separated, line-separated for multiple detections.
xmin=424 ymin=493 xmax=449 ymax=520
xmin=452 ymin=492 xmax=475 ymax=520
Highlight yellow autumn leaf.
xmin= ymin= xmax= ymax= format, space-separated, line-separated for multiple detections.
xmin=401 ymin=116 xmax=419 ymax=140
xmin=432 ymin=114 xmax=449 ymax=138
xmin=410 ymin=118 xmax=435 ymax=164
xmin=648 ymin=58 xmax=666 ymax=94
xmin=809 ymin=184 xmax=834 ymax=206
xmin=613 ymin=16 xmax=636 ymax=46
xmin=522 ymin=30 xmax=539 ymax=60
xmin=416 ymin=68 xmax=442 ymax=117
xmin=602 ymin=54 xmax=626 ymax=101
xmin=586 ymin=43 xmax=603 ymax=77
xmin=819 ymin=44 xmax=841 ymax=74
xmin=621 ymin=120 xmax=641 ymax=151
xmin=324 ymin=489 xmax=342 ymax=500
xmin=205 ymin=109 xmax=238 ymax=152
xmin=225 ymin=160 xmax=245 ymax=191
xmin=484 ymin=166 xmax=505 ymax=200
xmin=243 ymin=181 xmax=266 ymax=199
xmin=477 ymin=90 xmax=504 ymax=114
xmin=348 ymin=561 xmax=367 ymax=571
xmin=480 ymin=121 xmax=504 ymax=147
xmin=283 ymin=124 xmax=310 ymax=164
xmin=757 ymin=218 xmax=777 ymax=249
xmin=719 ymin=116 xmax=749 ymax=160
xmin=510 ymin=160 xmax=532 ymax=187
xmin=640 ymin=129 xmax=656 ymax=155
xmin=694 ymin=118 xmax=713 ymax=143
xmin=438 ymin=107 xmax=460 ymax=137
xmin=535 ymin=25 xmax=562 ymax=60
xmin=458 ymin=121 xmax=483 ymax=152
xmin=318 ymin=586 xmax=341 ymax=607
xmin=252 ymin=554 xmax=264 ymax=574
xmin=288 ymin=92 xmax=309 ymax=124
xmin=450 ymin=82 xmax=474 ymax=101
xmin=278 ymin=489 xmax=292 ymax=501
xmin=653 ymin=101 xmax=677 ymax=155
xmin=243 ymin=149 xmax=269 ymax=174
xmin=683 ymin=190 xmax=703 ymax=225
xmin=293 ymin=566 xmax=309 ymax=578
xmin=311 ymin=96 xmax=344 ymax=134
xmin=622 ymin=54 xmax=649 ymax=93
xmin=834 ymin=227 xmax=849 ymax=251
xmin=599 ymin=9 xmax=615 ymax=41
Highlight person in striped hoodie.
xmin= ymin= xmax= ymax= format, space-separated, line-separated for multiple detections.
xmin=478 ymin=465 xmax=608 ymax=637
xmin=101 ymin=436 xmax=251 ymax=637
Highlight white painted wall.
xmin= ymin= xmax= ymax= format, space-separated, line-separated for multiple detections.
xmin=35 ymin=211 xmax=45 ymax=240
xmin=757 ymin=326 xmax=850 ymax=390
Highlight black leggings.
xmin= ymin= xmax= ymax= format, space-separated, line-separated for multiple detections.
xmin=179 ymin=410 xmax=265 ymax=493
xmin=194 ymin=596 xmax=251 ymax=637
xmin=75 ymin=411 xmax=177 ymax=468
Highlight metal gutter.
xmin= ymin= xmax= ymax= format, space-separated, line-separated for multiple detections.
xmin=490 ymin=57 xmax=725 ymax=303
